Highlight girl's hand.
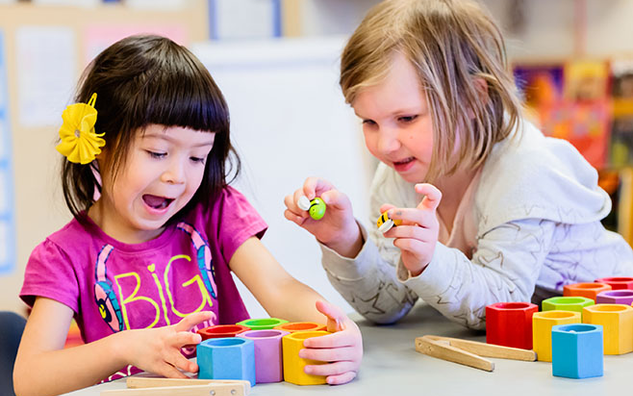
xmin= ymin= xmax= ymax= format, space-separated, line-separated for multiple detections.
xmin=284 ymin=177 xmax=362 ymax=257
xmin=381 ymin=183 xmax=442 ymax=276
xmin=118 ymin=311 xmax=212 ymax=378
xmin=300 ymin=301 xmax=363 ymax=385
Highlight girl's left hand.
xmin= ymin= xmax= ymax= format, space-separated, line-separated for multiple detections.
xmin=299 ymin=301 xmax=363 ymax=385
xmin=380 ymin=183 xmax=442 ymax=277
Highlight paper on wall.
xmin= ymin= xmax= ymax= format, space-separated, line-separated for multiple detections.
xmin=16 ymin=26 xmax=76 ymax=128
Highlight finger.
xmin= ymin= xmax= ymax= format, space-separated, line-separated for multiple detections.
xmin=325 ymin=371 xmax=357 ymax=385
xmin=387 ymin=222 xmax=438 ymax=239
xmin=318 ymin=189 xmax=350 ymax=211
xmin=172 ymin=331 xmax=202 ymax=348
xmin=168 ymin=349 xmax=198 ymax=373
xmin=379 ymin=203 xmax=396 ymax=214
xmin=302 ymin=177 xmax=322 ymax=200
xmin=284 ymin=193 xmax=299 ymax=211
xmin=303 ymin=330 xmax=356 ymax=348
xmin=314 ymin=301 xmax=344 ymax=332
xmin=156 ymin=362 xmax=189 ymax=379
xmin=305 ymin=177 xmax=338 ymax=199
xmin=384 ymin=208 xmax=437 ymax=230
xmin=393 ymin=237 xmax=431 ymax=252
xmin=299 ymin=345 xmax=357 ymax=362
xmin=175 ymin=311 xmax=213 ymax=332
xmin=284 ymin=208 xmax=308 ymax=226
xmin=415 ymin=183 xmax=442 ymax=211
xmin=291 ymin=189 xmax=312 ymax=216
xmin=304 ymin=361 xmax=358 ymax=377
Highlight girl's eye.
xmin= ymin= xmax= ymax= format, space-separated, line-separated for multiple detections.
xmin=190 ymin=157 xmax=206 ymax=164
xmin=149 ymin=151 xmax=166 ymax=158
xmin=147 ymin=151 xmax=167 ymax=159
xmin=398 ymin=115 xmax=418 ymax=123
xmin=362 ymin=119 xmax=377 ymax=127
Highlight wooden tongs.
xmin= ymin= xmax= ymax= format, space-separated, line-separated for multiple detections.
xmin=100 ymin=377 xmax=251 ymax=396
xmin=415 ymin=335 xmax=536 ymax=372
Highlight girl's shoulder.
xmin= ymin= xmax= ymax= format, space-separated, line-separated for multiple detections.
xmin=475 ymin=120 xmax=611 ymax=230
xmin=42 ymin=215 xmax=100 ymax=253
xmin=184 ymin=185 xmax=268 ymax=256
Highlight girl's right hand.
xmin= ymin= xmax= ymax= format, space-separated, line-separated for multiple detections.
xmin=118 ymin=311 xmax=212 ymax=378
xmin=284 ymin=177 xmax=362 ymax=258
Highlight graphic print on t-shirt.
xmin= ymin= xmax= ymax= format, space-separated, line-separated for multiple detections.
xmin=176 ymin=222 xmax=217 ymax=300
xmin=93 ymin=223 xmax=218 ymax=332
xmin=94 ymin=244 xmax=124 ymax=332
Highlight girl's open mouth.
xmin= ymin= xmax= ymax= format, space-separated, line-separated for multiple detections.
xmin=142 ymin=194 xmax=174 ymax=210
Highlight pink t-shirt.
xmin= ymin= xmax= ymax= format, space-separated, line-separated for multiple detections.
xmin=20 ymin=186 xmax=266 ymax=379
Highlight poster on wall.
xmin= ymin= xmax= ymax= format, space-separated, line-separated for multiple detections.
xmin=209 ymin=0 xmax=281 ymax=40
xmin=0 ymin=29 xmax=15 ymax=274
xmin=15 ymin=26 xmax=76 ymax=127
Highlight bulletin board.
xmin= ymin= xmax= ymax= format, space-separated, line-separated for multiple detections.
xmin=0 ymin=29 xmax=15 ymax=274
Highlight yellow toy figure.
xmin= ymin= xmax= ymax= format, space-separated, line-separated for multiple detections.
xmin=376 ymin=211 xmax=402 ymax=233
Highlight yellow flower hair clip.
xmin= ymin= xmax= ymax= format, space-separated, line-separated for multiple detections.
xmin=56 ymin=93 xmax=105 ymax=165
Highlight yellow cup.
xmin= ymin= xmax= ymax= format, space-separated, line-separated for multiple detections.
xmin=532 ymin=310 xmax=581 ymax=361
xmin=282 ymin=331 xmax=330 ymax=385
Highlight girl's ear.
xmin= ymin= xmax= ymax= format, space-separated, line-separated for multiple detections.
xmin=468 ymin=77 xmax=490 ymax=119
xmin=472 ymin=77 xmax=489 ymax=102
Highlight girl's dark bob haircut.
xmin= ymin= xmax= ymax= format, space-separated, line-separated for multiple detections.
xmin=61 ymin=34 xmax=239 ymax=223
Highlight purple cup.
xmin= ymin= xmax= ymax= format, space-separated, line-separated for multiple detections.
xmin=237 ymin=329 xmax=289 ymax=383
xmin=596 ymin=290 xmax=633 ymax=305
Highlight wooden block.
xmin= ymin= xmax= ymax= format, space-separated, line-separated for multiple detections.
xmin=126 ymin=377 xmax=250 ymax=393
xmin=101 ymin=383 xmax=245 ymax=396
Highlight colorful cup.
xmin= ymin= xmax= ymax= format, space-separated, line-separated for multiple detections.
xmin=596 ymin=290 xmax=633 ymax=305
xmin=275 ymin=321 xmax=327 ymax=333
xmin=282 ymin=330 xmax=330 ymax=385
xmin=542 ymin=296 xmax=594 ymax=320
xmin=532 ymin=310 xmax=581 ymax=362
xmin=595 ymin=277 xmax=633 ymax=290
xmin=197 ymin=324 xmax=249 ymax=340
xmin=551 ymin=324 xmax=603 ymax=379
xmin=563 ymin=282 xmax=612 ymax=302
xmin=237 ymin=329 xmax=289 ymax=383
xmin=486 ymin=302 xmax=538 ymax=349
xmin=197 ymin=337 xmax=256 ymax=386
xmin=237 ymin=318 xmax=288 ymax=330
xmin=583 ymin=304 xmax=633 ymax=355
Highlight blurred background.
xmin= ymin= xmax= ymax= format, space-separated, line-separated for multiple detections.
xmin=1 ymin=0 xmax=633 ymax=345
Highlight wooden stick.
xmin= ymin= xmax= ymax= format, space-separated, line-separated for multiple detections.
xmin=101 ymin=384 xmax=246 ymax=396
xmin=421 ymin=335 xmax=537 ymax=361
xmin=415 ymin=336 xmax=495 ymax=372
xmin=126 ymin=377 xmax=251 ymax=392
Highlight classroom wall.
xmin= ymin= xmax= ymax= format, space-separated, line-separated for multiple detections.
xmin=4 ymin=0 xmax=633 ymax=317
xmin=0 ymin=0 xmax=209 ymax=314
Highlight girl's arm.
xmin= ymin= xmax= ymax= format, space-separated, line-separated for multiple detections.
xmin=13 ymin=297 xmax=209 ymax=396
xmin=230 ymin=236 xmax=326 ymax=322
xmin=230 ymin=237 xmax=363 ymax=384
xmin=398 ymin=218 xmax=555 ymax=329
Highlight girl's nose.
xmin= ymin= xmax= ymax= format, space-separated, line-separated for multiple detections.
xmin=377 ymin=127 xmax=401 ymax=154
xmin=161 ymin=160 xmax=185 ymax=184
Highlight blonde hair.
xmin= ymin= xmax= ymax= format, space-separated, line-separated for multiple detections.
xmin=340 ymin=0 xmax=523 ymax=181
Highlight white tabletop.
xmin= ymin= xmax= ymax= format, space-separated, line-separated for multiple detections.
xmin=63 ymin=303 xmax=633 ymax=396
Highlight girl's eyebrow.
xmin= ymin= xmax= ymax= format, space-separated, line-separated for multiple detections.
xmin=143 ymin=132 xmax=215 ymax=147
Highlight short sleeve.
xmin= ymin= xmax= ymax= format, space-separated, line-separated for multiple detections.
xmin=20 ymin=239 xmax=80 ymax=313
xmin=213 ymin=187 xmax=268 ymax=265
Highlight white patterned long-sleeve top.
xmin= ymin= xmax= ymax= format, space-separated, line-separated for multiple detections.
xmin=321 ymin=121 xmax=633 ymax=330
